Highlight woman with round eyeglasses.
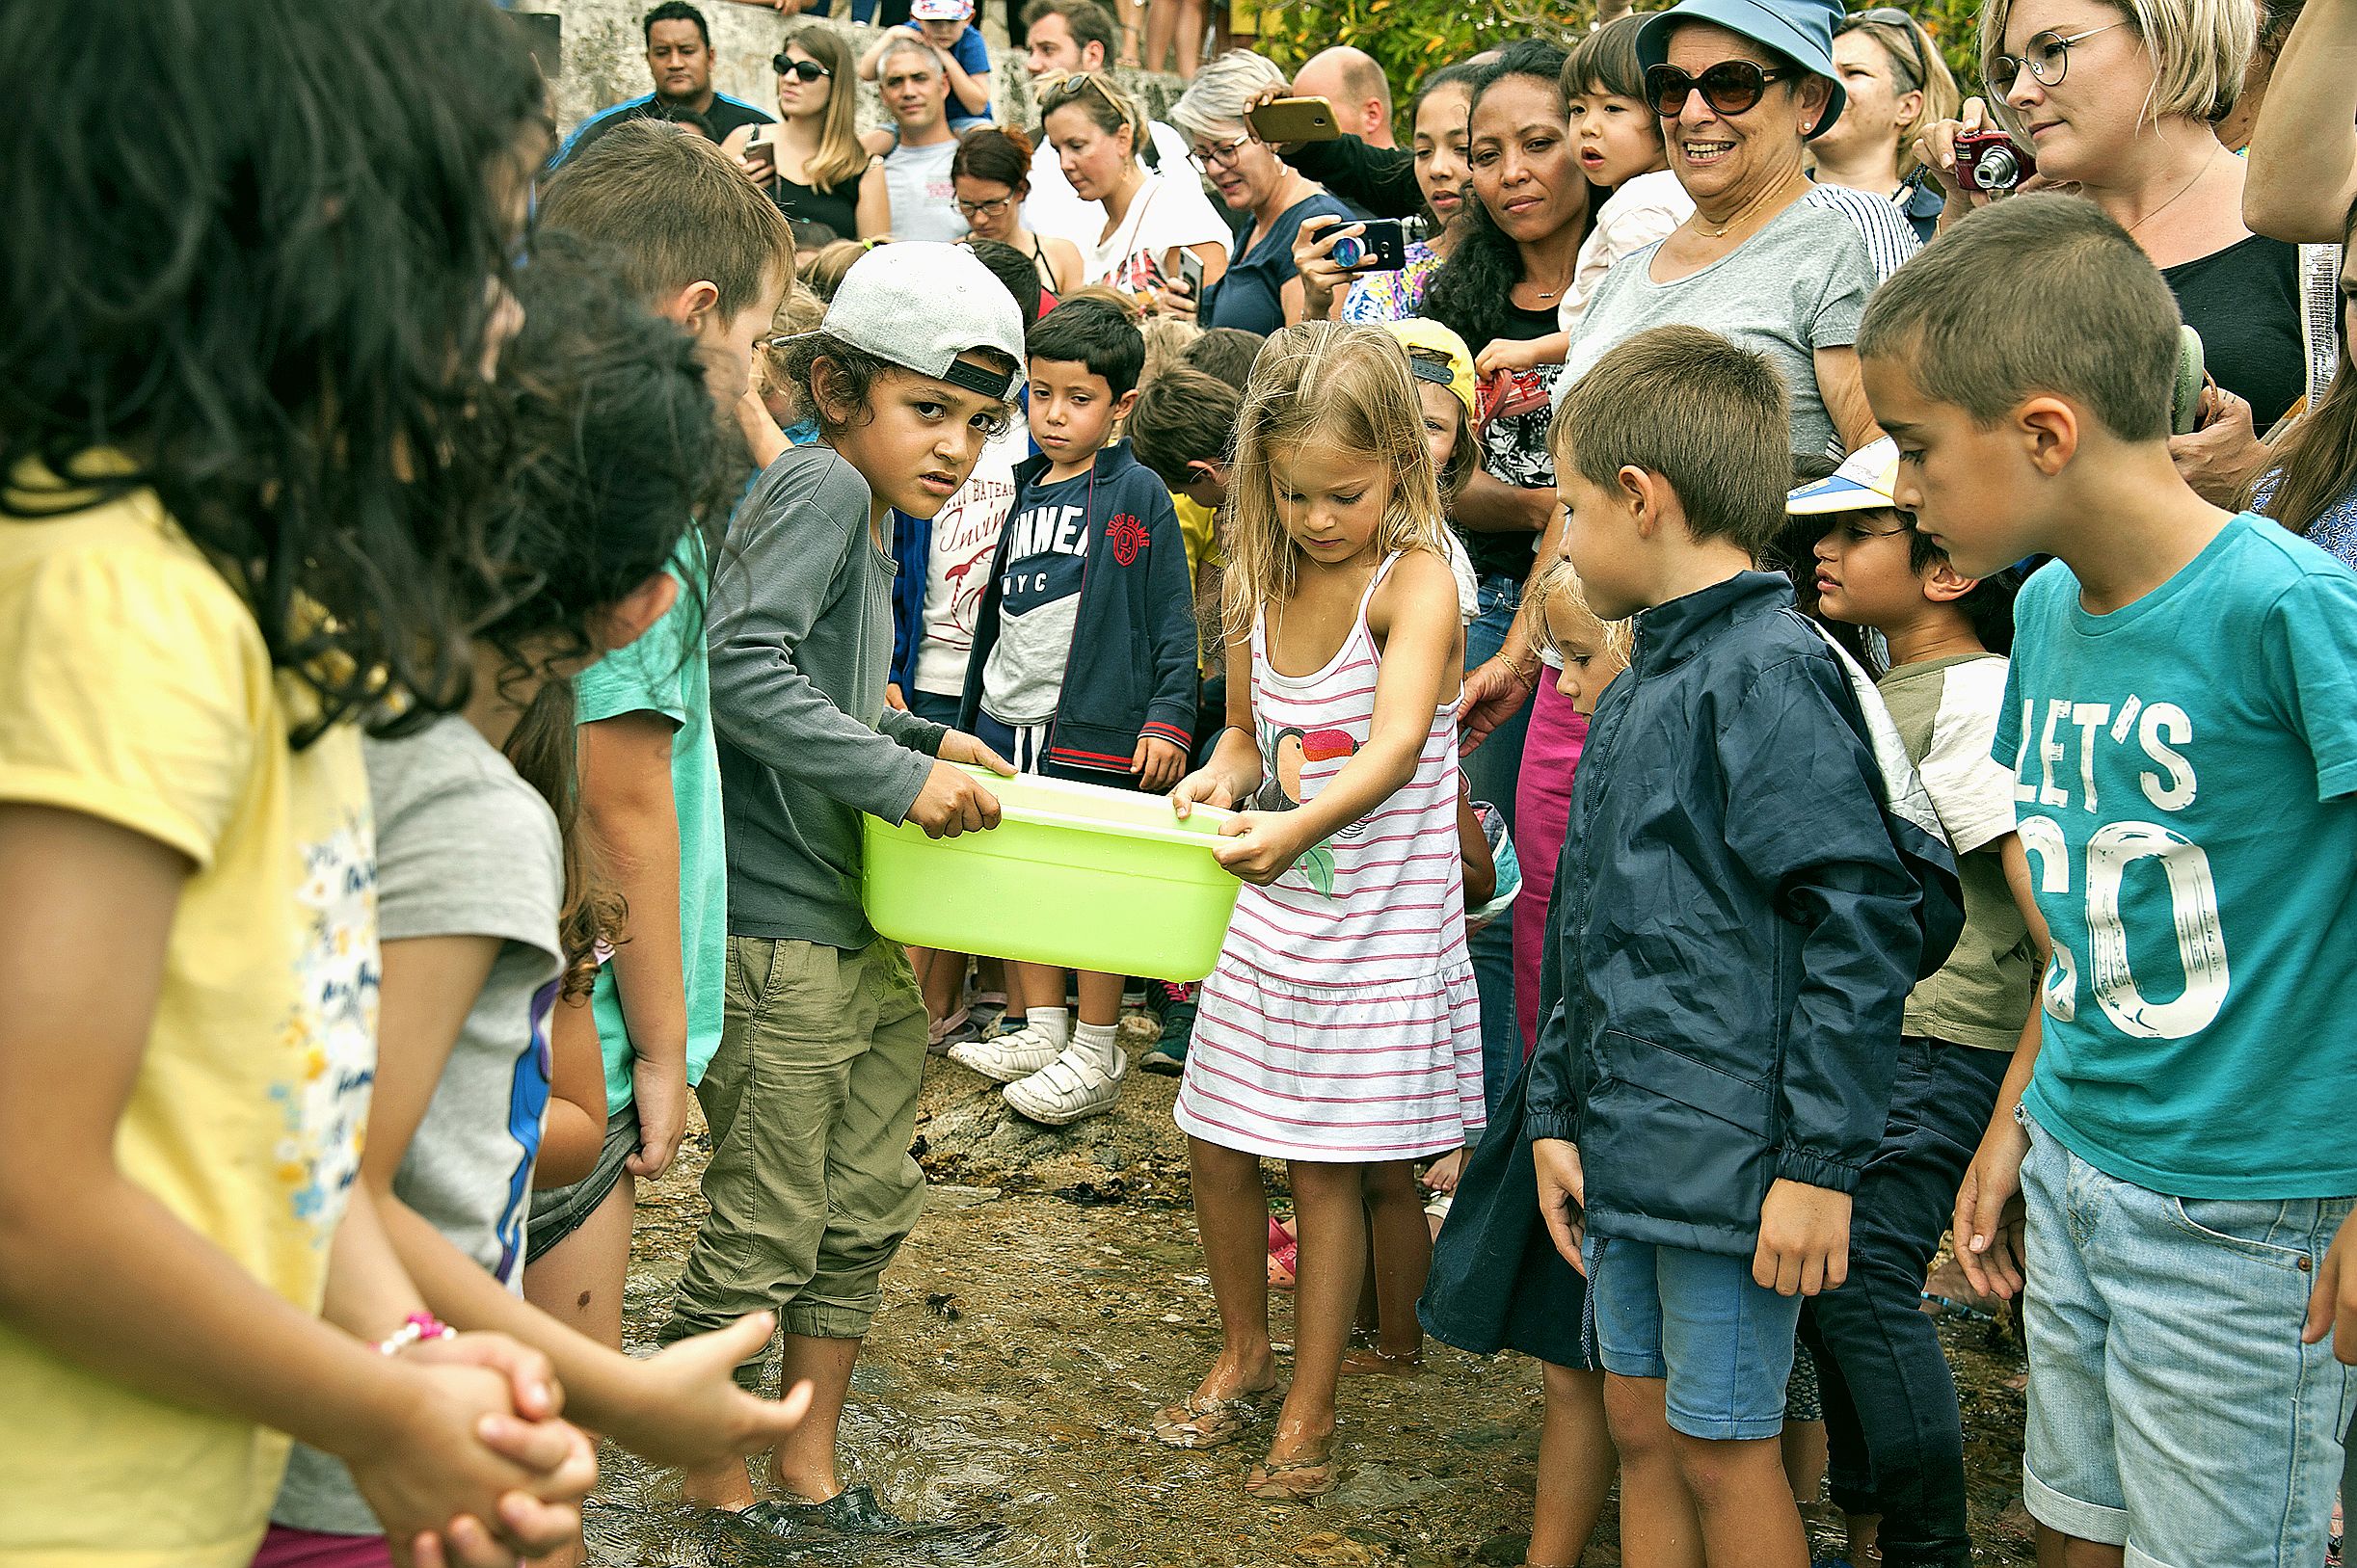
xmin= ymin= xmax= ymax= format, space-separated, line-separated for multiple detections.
xmin=720 ymin=28 xmax=888 ymax=240
xmin=1918 ymin=0 xmax=2336 ymax=498
xmin=1165 ymin=49 xmax=1353 ymax=332
xmin=950 ymin=126 xmax=1085 ymax=297
xmin=1809 ymin=8 xmax=1961 ymax=238
xmin=1037 ymin=69 xmax=1231 ymax=301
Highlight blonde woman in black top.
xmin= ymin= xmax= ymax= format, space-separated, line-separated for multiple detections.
xmin=724 ymin=27 xmax=889 ymax=239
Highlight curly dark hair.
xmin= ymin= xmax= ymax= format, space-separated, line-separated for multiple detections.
xmin=1423 ymin=40 xmax=1584 ymax=357
xmin=0 ymin=0 xmax=549 ymax=744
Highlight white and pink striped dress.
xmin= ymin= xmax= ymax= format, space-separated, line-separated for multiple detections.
xmin=1173 ymin=553 xmax=1486 ymax=1163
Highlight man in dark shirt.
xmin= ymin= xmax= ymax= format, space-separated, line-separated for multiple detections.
xmin=551 ymin=2 xmax=772 ymax=168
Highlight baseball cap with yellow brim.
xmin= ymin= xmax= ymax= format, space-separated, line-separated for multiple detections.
xmin=1379 ymin=318 xmax=1480 ymax=428
xmin=1786 ymin=436 xmax=1901 ymax=516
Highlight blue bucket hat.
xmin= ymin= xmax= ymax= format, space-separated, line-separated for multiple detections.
xmin=1636 ymin=0 xmax=1847 ymax=139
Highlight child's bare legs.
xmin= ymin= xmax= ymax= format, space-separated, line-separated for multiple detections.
xmin=1669 ymin=1430 xmax=1808 ymax=1568
xmin=1526 ymin=1362 xmax=1615 ymax=1565
xmin=522 ymin=1174 xmax=635 ymax=1564
xmin=912 ymin=947 xmax=964 ymax=1027
xmin=1269 ymin=1159 xmax=1369 ymax=1467
xmin=1340 ymin=1160 xmax=1427 ymax=1370
xmin=1140 ymin=0 xmax=1174 ymax=71
xmin=1183 ymin=1136 xmax=1279 ymax=1404
xmin=1602 ymin=1373 xmax=1704 ymax=1568
xmin=1781 ymin=1417 xmax=1827 ymax=1504
xmin=2035 ymin=1530 xmax=2125 ymax=1568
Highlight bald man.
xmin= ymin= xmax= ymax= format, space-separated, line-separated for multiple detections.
xmin=1291 ymin=45 xmax=1395 ymax=149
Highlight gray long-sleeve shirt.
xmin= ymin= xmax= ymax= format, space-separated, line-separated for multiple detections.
xmin=709 ymin=444 xmax=945 ymax=948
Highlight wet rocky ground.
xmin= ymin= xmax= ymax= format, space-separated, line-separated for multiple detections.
xmin=586 ymin=1022 xmax=2037 ymax=1566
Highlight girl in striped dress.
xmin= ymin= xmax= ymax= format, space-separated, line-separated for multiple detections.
xmin=1160 ymin=322 xmax=1482 ymax=1501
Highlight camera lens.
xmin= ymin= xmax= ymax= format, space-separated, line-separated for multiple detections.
xmin=1975 ymin=146 xmax=2021 ymax=191
xmin=1331 ymin=236 xmax=1364 ymax=269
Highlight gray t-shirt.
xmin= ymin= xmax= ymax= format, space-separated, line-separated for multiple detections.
xmin=709 ymin=443 xmax=947 ymax=949
xmin=1559 ymin=197 xmax=1876 ymax=462
xmin=273 ymin=715 xmax=564 ymax=1537
xmin=883 ymin=134 xmax=969 ymax=245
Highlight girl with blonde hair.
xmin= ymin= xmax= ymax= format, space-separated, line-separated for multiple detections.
xmin=1157 ymin=324 xmax=1480 ymax=1501
xmin=724 ymin=25 xmax=888 ymax=239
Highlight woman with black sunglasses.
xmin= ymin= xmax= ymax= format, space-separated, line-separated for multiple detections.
xmin=721 ymin=27 xmax=889 ymax=240
xmin=1916 ymin=0 xmax=2339 ymax=503
xmin=1811 ymin=9 xmax=1961 ymax=239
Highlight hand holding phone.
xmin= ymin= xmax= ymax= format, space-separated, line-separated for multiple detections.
xmin=1180 ymin=250 xmax=1204 ymax=297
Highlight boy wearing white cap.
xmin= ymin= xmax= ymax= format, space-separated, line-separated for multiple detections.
xmin=667 ymin=244 xmax=1024 ymax=1541
xmin=1794 ymin=440 xmax=2044 ymax=1568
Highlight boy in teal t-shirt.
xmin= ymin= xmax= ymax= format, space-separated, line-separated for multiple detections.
xmin=1859 ymin=196 xmax=2357 ymax=1568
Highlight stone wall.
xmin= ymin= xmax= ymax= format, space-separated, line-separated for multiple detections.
xmin=512 ymin=0 xmax=1187 ymax=138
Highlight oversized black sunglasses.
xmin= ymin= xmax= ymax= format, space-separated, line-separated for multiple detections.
xmin=1645 ymin=59 xmax=1795 ymax=118
xmin=771 ymin=54 xmax=831 ymax=81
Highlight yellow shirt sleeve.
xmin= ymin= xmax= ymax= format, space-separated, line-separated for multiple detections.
xmin=0 ymin=525 xmax=263 ymax=868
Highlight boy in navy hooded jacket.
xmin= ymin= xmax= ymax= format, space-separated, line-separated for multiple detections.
xmin=949 ymin=296 xmax=1196 ymax=1127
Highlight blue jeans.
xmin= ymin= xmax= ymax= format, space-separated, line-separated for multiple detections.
xmin=1801 ymin=1036 xmax=2008 ymax=1568
xmin=1584 ymin=1232 xmax=1805 ymax=1441
xmin=906 ymin=689 xmax=961 ymax=729
xmin=2020 ymin=1106 xmax=2355 ymax=1566
xmin=1463 ymin=575 xmax=1532 ymax=1122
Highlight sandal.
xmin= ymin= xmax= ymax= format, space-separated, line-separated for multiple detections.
xmin=1149 ymin=1384 xmax=1272 ymax=1448
xmin=1244 ymin=1438 xmax=1339 ymax=1502
xmin=1267 ymin=1216 xmax=1298 ymax=1290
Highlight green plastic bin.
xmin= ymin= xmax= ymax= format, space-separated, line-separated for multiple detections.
xmin=862 ymin=767 xmax=1243 ymax=981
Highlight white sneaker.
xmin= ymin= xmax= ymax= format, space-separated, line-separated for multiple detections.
xmin=1003 ymin=1044 xmax=1128 ymax=1126
xmin=948 ymin=1025 xmax=1064 ymax=1084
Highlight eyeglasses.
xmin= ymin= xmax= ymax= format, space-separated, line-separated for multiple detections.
xmin=1987 ymin=21 xmax=2124 ymax=94
xmin=771 ymin=54 xmax=830 ymax=81
xmin=1836 ymin=8 xmax=1934 ymax=90
xmin=955 ymin=193 xmax=1014 ymax=218
xmin=1188 ymin=137 xmax=1249 ymax=172
xmin=1644 ymin=60 xmax=1795 ymax=118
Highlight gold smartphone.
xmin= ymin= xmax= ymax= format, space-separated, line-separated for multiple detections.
xmin=1245 ymin=95 xmax=1341 ymax=144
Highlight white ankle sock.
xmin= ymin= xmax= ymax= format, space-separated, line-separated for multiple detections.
xmin=1022 ymin=1006 xmax=1072 ymax=1046
xmin=1071 ymin=1021 xmax=1120 ymax=1075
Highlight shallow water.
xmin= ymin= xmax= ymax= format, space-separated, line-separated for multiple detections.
xmin=587 ymin=1062 xmax=2037 ymax=1567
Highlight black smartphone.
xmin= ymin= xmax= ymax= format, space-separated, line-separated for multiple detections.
xmin=1328 ymin=217 xmax=1410 ymax=273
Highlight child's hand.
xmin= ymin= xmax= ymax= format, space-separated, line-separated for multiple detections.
xmin=907 ymin=758 xmax=1004 ymax=837
xmin=603 ymin=1312 xmax=821 ymax=1467
xmin=1475 ymin=338 xmax=1541 ymax=377
xmin=1132 ymin=734 xmax=1189 ymax=792
xmin=349 ymin=1360 xmax=594 ymax=1567
xmin=1169 ymin=767 xmax=1237 ymax=817
xmin=627 ymin=1054 xmax=688 ymax=1180
xmin=885 ymin=681 xmax=907 ymax=712
xmin=1211 ymin=810 xmax=1307 ymax=884
xmin=1533 ymin=1137 xmax=1587 ymax=1269
xmin=2303 ymin=1206 xmax=2357 ymax=1364
xmin=1753 ymin=1178 xmax=1852 ymax=1296
xmin=936 ymin=729 xmax=1016 ymax=776
xmin=1951 ymin=1114 xmax=2030 ymax=1300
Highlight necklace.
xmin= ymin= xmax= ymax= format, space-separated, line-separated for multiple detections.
xmin=1691 ymin=170 xmax=1807 ymax=239
xmin=2126 ymin=144 xmax=2221 ymax=235
xmin=1519 ymin=252 xmax=1577 ymax=301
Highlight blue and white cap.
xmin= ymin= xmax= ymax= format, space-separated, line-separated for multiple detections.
xmin=1786 ymin=437 xmax=1901 ymax=515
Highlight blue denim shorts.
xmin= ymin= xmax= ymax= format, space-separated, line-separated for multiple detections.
xmin=1583 ymin=1233 xmax=1805 ymax=1441
xmin=2019 ymin=1107 xmax=2356 ymax=1566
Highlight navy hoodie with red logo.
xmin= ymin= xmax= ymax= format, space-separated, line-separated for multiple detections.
xmin=956 ymin=439 xmax=1197 ymax=781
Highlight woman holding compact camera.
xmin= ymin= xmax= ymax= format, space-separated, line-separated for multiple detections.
xmin=721 ymin=28 xmax=889 ymax=241
xmin=1917 ymin=0 xmax=2339 ymax=499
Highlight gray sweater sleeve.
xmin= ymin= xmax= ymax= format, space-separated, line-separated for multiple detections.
xmin=707 ymin=456 xmax=938 ymax=825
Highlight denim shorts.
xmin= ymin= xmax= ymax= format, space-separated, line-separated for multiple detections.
xmin=1583 ymin=1233 xmax=1805 ymax=1441
xmin=2019 ymin=1107 xmax=2356 ymax=1565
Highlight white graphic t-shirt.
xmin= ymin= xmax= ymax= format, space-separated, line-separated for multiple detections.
xmin=915 ymin=424 xmax=1026 ymax=697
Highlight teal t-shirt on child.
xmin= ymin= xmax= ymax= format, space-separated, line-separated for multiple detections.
xmin=1996 ymin=513 xmax=2357 ymax=1200
xmin=575 ymin=537 xmax=726 ymax=1114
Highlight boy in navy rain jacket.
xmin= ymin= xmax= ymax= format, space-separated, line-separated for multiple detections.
xmin=1524 ymin=325 xmax=1956 ymax=1568
xmin=948 ymin=297 xmax=1196 ymax=1128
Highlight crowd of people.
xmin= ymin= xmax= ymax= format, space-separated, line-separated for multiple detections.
xmin=4 ymin=0 xmax=2356 ymax=1566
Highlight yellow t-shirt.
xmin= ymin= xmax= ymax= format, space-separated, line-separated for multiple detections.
xmin=1174 ymin=492 xmax=1224 ymax=584
xmin=0 ymin=468 xmax=377 ymax=1568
